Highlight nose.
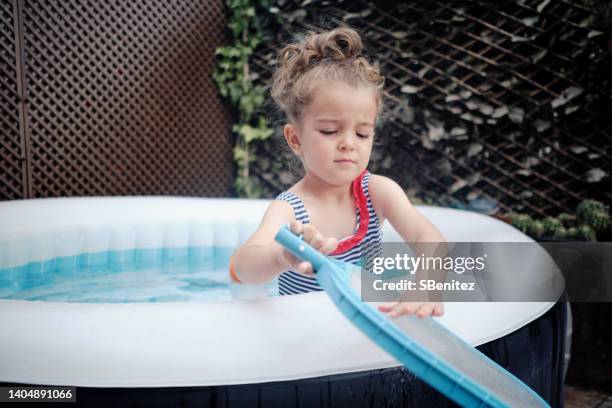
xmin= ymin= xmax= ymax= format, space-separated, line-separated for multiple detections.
xmin=338 ymin=132 xmax=355 ymax=151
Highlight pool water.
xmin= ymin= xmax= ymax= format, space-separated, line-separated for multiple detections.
xmin=0 ymin=246 xmax=277 ymax=302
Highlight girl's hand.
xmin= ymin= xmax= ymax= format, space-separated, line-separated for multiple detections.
xmin=378 ymin=301 xmax=444 ymax=319
xmin=279 ymin=221 xmax=338 ymax=276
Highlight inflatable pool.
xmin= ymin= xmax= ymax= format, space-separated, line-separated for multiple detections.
xmin=0 ymin=197 xmax=566 ymax=406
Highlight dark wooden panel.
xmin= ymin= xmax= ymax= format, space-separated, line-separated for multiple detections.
xmin=0 ymin=0 xmax=25 ymax=200
xmin=19 ymin=0 xmax=233 ymax=198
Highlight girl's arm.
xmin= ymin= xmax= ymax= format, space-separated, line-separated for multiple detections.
xmin=369 ymin=175 xmax=447 ymax=317
xmin=369 ymin=175 xmax=445 ymax=243
xmin=233 ymin=200 xmax=294 ymax=284
xmin=233 ymin=201 xmax=337 ymax=284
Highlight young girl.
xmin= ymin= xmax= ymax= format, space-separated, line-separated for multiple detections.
xmin=230 ymin=27 xmax=445 ymax=318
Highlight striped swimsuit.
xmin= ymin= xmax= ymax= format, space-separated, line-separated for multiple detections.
xmin=276 ymin=171 xmax=383 ymax=295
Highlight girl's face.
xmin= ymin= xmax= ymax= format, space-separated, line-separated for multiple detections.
xmin=285 ymin=81 xmax=378 ymax=187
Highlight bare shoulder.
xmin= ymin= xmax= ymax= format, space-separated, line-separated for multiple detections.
xmin=243 ymin=199 xmax=294 ymax=246
xmin=369 ymin=174 xmax=408 ymax=213
xmin=366 ymin=174 xmax=402 ymax=223
xmin=369 ymin=174 xmax=402 ymax=193
xmin=368 ymin=174 xmax=441 ymax=242
xmin=261 ymin=199 xmax=294 ymax=225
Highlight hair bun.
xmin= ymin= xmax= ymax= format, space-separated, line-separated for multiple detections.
xmin=276 ymin=27 xmax=364 ymax=86
xmin=308 ymin=27 xmax=363 ymax=63
xmin=271 ymin=26 xmax=384 ymax=122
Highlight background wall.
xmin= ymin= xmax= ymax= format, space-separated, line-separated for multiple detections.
xmin=248 ymin=0 xmax=612 ymax=218
xmin=2 ymin=0 xmax=609 ymax=215
xmin=0 ymin=0 xmax=233 ymax=200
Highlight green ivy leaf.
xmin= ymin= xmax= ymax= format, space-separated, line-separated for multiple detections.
xmin=233 ymin=145 xmax=247 ymax=162
xmin=214 ymin=0 xmax=274 ymax=198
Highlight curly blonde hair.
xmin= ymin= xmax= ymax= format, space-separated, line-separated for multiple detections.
xmin=271 ymin=27 xmax=385 ymax=123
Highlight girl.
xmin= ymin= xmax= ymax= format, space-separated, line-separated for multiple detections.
xmin=230 ymin=27 xmax=445 ymax=318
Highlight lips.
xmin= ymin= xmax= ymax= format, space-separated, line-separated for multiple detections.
xmin=334 ymin=159 xmax=356 ymax=163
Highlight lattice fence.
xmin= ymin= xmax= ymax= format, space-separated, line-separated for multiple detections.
xmin=0 ymin=0 xmax=233 ymax=199
xmin=0 ymin=1 xmax=24 ymax=200
xmin=249 ymin=0 xmax=611 ymax=217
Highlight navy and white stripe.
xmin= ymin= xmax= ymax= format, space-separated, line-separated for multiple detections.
xmin=276 ymin=172 xmax=383 ymax=295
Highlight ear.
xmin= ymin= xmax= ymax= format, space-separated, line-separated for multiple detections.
xmin=283 ymin=124 xmax=301 ymax=155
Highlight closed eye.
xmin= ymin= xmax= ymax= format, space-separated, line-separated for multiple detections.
xmin=320 ymin=130 xmax=372 ymax=138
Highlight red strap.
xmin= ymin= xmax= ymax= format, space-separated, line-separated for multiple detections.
xmin=331 ymin=170 xmax=370 ymax=255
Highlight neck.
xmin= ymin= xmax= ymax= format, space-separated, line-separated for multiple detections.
xmin=300 ymin=172 xmax=353 ymax=203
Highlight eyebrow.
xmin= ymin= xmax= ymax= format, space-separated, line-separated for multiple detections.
xmin=315 ymin=118 xmax=375 ymax=127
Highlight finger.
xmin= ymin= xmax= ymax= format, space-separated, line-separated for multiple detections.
xmin=281 ymin=250 xmax=298 ymax=269
xmin=416 ymin=303 xmax=434 ymax=319
xmin=392 ymin=302 xmax=421 ymax=317
xmin=310 ymin=233 xmax=325 ymax=251
xmin=320 ymin=237 xmax=338 ymax=255
xmin=304 ymin=262 xmax=314 ymax=276
xmin=433 ymin=303 xmax=445 ymax=316
xmin=297 ymin=261 xmax=314 ymax=276
xmin=377 ymin=302 xmax=399 ymax=312
xmin=290 ymin=220 xmax=303 ymax=236
xmin=301 ymin=224 xmax=318 ymax=243
xmin=282 ymin=251 xmax=309 ymax=274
